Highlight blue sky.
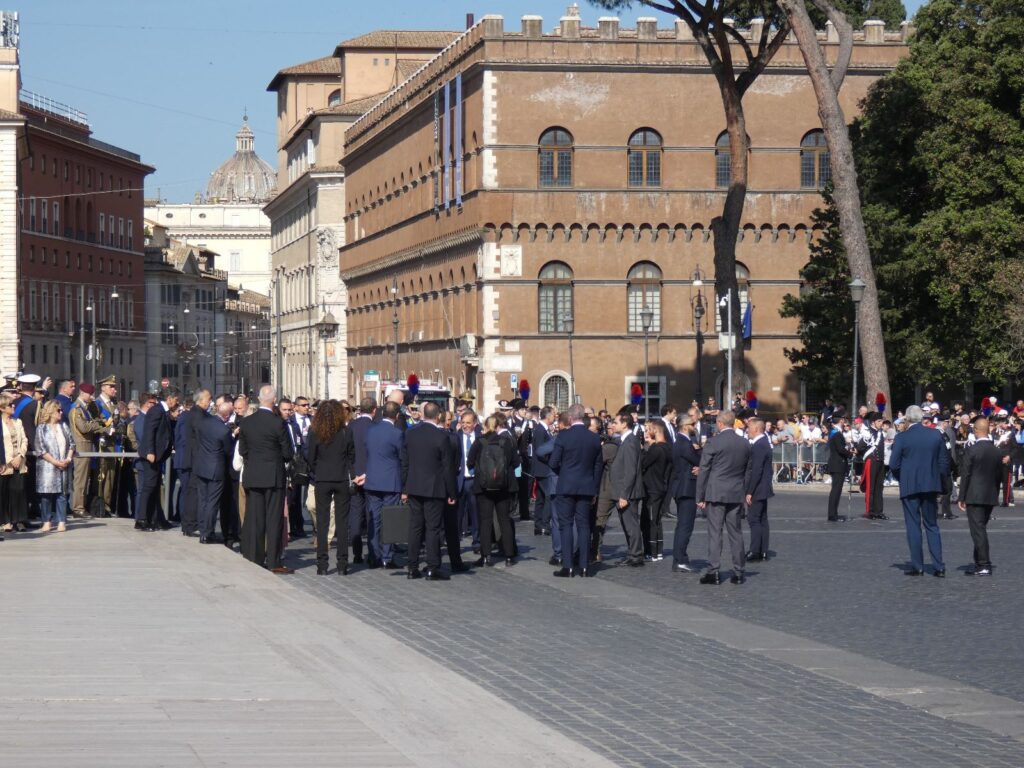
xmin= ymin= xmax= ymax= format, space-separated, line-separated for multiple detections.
xmin=18 ymin=0 xmax=925 ymax=202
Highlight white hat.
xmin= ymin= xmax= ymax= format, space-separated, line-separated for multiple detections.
xmin=17 ymin=373 xmax=41 ymax=385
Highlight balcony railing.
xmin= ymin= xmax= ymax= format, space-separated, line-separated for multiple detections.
xmin=19 ymin=89 xmax=89 ymax=127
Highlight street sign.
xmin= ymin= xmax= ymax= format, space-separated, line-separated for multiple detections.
xmin=510 ymin=373 xmax=518 ymax=389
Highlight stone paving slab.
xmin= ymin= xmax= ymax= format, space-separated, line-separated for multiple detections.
xmin=0 ymin=521 xmax=618 ymax=768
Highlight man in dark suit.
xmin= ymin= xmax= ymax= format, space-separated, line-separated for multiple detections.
xmin=826 ymin=418 xmax=852 ymax=522
xmin=363 ymin=400 xmax=405 ymax=569
xmin=530 ymin=406 xmax=557 ymax=536
xmin=671 ymin=415 xmax=701 ymax=572
xmin=696 ymin=410 xmax=752 ymax=585
xmin=957 ymin=417 xmax=1005 ymax=576
xmin=889 ymin=405 xmax=951 ymax=576
xmin=238 ymin=385 xmax=294 ymax=573
xmin=608 ymin=410 xmax=646 ymax=567
xmin=137 ymin=388 xmax=175 ymax=531
xmin=402 ymin=402 xmax=456 ymax=580
xmin=172 ymin=398 xmax=194 ymax=531
xmin=348 ymin=398 xmax=376 ymax=563
xmin=279 ymin=398 xmax=307 ymax=539
xmin=193 ymin=389 xmax=233 ymax=544
xmin=744 ymin=417 xmax=774 ymax=561
xmin=548 ymin=403 xmax=603 ymax=577
xmin=455 ymin=410 xmax=482 ymax=550
xmin=214 ymin=393 xmax=241 ymax=545
xmin=859 ymin=412 xmax=888 ymax=520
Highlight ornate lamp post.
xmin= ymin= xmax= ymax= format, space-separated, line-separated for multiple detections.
xmin=641 ymin=305 xmax=654 ymax=423
xmin=316 ymin=311 xmax=339 ymax=400
xmin=691 ymin=267 xmax=707 ymax=405
xmin=849 ymin=277 xmax=866 ymax=416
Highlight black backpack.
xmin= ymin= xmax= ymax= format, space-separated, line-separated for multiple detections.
xmin=477 ymin=439 xmax=509 ymax=491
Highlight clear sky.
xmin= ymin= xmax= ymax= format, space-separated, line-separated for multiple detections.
xmin=18 ymin=0 xmax=925 ymax=203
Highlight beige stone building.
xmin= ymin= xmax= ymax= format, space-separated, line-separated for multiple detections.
xmin=265 ymin=30 xmax=461 ymax=400
xmin=340 ymin=12 xmax=909 ymax=414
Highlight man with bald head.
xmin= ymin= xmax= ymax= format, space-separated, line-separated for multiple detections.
xmin=958 ymin=417 xmax=1007 ymax=576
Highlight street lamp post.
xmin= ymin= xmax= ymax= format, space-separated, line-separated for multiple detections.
xmin=849 ymin=278 xmax=866 ymax=416
xmin=86 ymin=303 xmax=95 ymax=384
xmin=719 ymin=289 xmax=733 ymax=407
xmin=316 ymin=311 xmax=339 ymax=400
xmin=391 ymin=276 xmax=400 ymax=381
xmin=691 ymin=267 xmax=707 ymax=405
xmin=641 ymin=305 xmax=654 ymax=424
xmin=563 ymin=312 xmax=576 ymax=405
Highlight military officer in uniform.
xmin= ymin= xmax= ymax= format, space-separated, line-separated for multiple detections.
xmin=92 ymin=375 xmax=120 ymax=516
xmin=69 ymin=383 xmax=106 ymax=518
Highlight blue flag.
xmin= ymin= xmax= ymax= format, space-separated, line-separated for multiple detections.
xmin=742 ymin=302 xmax=753 ymax=340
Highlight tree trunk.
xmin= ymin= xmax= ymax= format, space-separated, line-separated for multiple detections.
xmin=777 ymin=0 xmax=891 ymax=409
xmin=710 ymin=83 xmax=747 ymax=403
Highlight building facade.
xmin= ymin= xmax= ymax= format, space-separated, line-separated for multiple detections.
xmin=265 ymin=30 xmax=461 ymax=401
xmin=340 ymin=13 xmax=909 ymax=414
xmin=144 ymin=117 xmax=275 ymax=295
xmin=0 ymin=12 xmax=25 ymax=374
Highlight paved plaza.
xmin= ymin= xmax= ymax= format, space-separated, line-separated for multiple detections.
xmin=1 ymin=489 xmax=1023 ymax=767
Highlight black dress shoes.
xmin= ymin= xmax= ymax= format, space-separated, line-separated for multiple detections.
xmin=745 ymin=552 xmax=764 ymax=562
xmin=932 ymin=569 xmax=946 ymax=577
xmin=548 ymin=555 xmax=561 ymax=566
xmin=407 ymin=568 xmax=423 ymax=580
xmin=626 ymin=559 xmax=644 ymax=568
xmin=200 ymin=535 xmax=223 ymax=544
xmin=578 ymin=567 xmax=593 ymax=578
xmin=904 ymin=569 xmax=924 ymax=576
xmin=504 ymin=557 xmax=515 ymax=567
xmin=451 ymin=561 xmax=471 ymax=573
xmin=157 ymin=521 xmax=175 ymax=530
xmin=553 ymin=567 xmax=573 ymax=578
xmin=183 ymin=530 xmax=199 ymax=537
xmin=338 ymin=565 xmax=350 ymax=576
xmin=352 ymin=554 xmax=364 ymax=564
xmin=700 ymin=572 xmax=721 ymax=585
xmin=827 ymin=516 xmax=848 ymax=523
xmin=382 ymin=560 xmax=400 ymax=570
xmin=424 ymin=569 xmax=450 ymax=581
xmin=473 ymin=556 xmax=493 ymax=567
xmin=730 ymin=573 xmax=746 ymax=585
xmin=965 ymin=567 xmax=992 ymax=576
xmin=134 ymin=521 xmax=150 ymax=531
xmin=367 ymin=558 xmax=381 ymax=570
xmin=316 ymin=566 xmax=328 ymax=576
xmin=673 ymin=562 xmax=695 ymax=573
xmin=870 ymin=513 xmax=889 ymax=520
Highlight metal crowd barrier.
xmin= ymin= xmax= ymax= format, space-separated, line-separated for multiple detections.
xmin=771 ymin=442 xmax=832 ymax=484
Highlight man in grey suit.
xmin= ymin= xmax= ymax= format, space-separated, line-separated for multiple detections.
xmin=609 ymin=410 xmax=645 ymax=567
xmin=696 ymin=410 xmax=752 ymax=584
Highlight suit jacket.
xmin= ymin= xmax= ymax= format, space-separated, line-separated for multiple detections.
xmin=958 ymin=439 xmax=1003 ymax=507
xmin=598 ymin=439 xmax=618 ymax=501
xmin=402 ymin=421 xmax=455 ymax=499
xmin=695 ymin=428 xmax=751 ymax=505
xmin=530 ymin=422 xmax=554 ymax=478
xmin=363 ymin=419 xmax=405 ymax=494
xmin=548 ymin=423 xmax=603 ymax=497
xmin=194 ymin=410 xmax=234 ymax=482
xmin=308 ymin=425 xmax=355 ymax=484
xmin=746 ymin=434 xmax=774 ymax=501
xmin=826 ymin=430 xmax=851 ymax=474
xmin=455 ymin=426 xmax=483 ymax=492
xmin=173 ymin=408 xmax=192 ymax=470
xmin=889 ymin=422 xmax=950 ymax=498
xmin=237 ymin=408 xmax=294 ymax=489
xmin=671 ymin=433 xmax=700 ymax=499
xmin=609 ymin=432 xmax=645 ymax=501
xmin=349 ymin=414 xmax=373 ymax=476
xmin=140 ymin=405 xmax=173 ymax=465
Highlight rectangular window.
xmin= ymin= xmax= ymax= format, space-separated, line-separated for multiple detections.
xmin=29 ymin=282 xmax=36 ymax=320
xmin=99 ymin=213 xmax=105 ymax=242
xmin=108 ymin=215 xmax=114 ymax=245
xmin=53 ymin=202 xmax=60 ymax=235
xmin=230 ymin=251 xmax=241 ymax=272
xmin=118 ymin=218 xmax=124 ymax=248
xmin=716 ymin=152 xmax=731 ymax=189
xmin=53 ymin=288 xmax=60 ymax=324
xmin=29 ymin=197 xmax=36 ymax=230
xmin=127 ymin=219 xmax=133 ymax=251
xmin=628 ymin=286 xmax=662 ymax=333
xmin=800 ymin=152 xmax=816 ymax=189
xmin=41 ymin=282 xmax=49 ymax=322
xmin=41 ymin=200 xmax=48 ymax=232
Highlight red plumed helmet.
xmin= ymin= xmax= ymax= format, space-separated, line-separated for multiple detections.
xmin=406 ymin=374 xmax=420 ymax=397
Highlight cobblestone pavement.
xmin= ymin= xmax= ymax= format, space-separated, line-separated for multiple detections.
xmin=282 ymin=488 xmax=1024 ymax=767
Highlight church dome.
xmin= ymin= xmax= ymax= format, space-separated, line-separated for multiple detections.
xmin=205 ymin=114 xmax=277 ymax=203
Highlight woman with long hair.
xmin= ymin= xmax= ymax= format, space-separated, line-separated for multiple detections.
xmin=0 ymin=393 xmax=29 ymax=534
xmin=35 ymin=399 xmax=74 ymax=532
xmin=641 ymin=418 xmax=673 ymax=561
xmin=307 ymin=399 xmax=355 ymax=575
xmin=467 ymin=412 xmax=520 ymax=567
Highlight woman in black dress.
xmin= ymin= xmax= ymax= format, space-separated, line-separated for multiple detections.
xmin=641 ymin=419 xmax=673 ymax=561
xmin=307 ymin=400 xmax=355 ymax=575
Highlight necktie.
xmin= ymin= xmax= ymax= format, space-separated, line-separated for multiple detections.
xmin=464 ymin=434 xmax=473 ymax=477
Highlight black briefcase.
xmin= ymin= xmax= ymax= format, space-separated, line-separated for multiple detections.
xmin=381 ymin=504 xmax=410 ymax=545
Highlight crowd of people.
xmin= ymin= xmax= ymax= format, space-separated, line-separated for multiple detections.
xmin=0 ymin=374 xmax=1009 ymax=581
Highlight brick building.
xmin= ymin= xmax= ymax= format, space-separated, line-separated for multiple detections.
xmin=340 ymin=12 xmax=909 ymax=414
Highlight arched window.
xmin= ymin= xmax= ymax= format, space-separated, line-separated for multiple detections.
xmin=715 ymin=131 xmax=732 ymax=188
xmin=538 ymin=261 xmax=573 ymax=333
xmin=627 ymin=262 xmax=662 ymax=333
xmin=800 ymin=130 xmax=830 ymax=189
xmin=628 ymin=129 xmax=662 ymax=187
xmin=327 ymin=89 xmax=342 ymax=107
xmin=715 ymin=262 xmax=751 ymax=332
xmin=538 ymin=128 xmax=573 ymax=188
xmin=543 ymin=374 xmax=571 ymax=411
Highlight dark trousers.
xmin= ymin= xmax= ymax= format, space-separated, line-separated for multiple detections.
xmin=365 ymin=491 xmax=397 ymax=564
xmin=557 ymin=494 xmax=592 ymax=571
xmin=117 ymin=461 xmax=136 ymax=518
xmin=477 ymin=491 xmax=515 ymax=559
xmin=137 ymin=462 xmax=162 ymax=526
xmin=828 ymin=472 xmax=846 ymax=520
xmin=641 ymin=493 xmax=667 ymax=557
xmin=314 ymin=482 xmax=350 ymax=571
xmin=196 ymin=475 xmax=223 ymax=539
xmin=242 ymin=487 xmax=284 ymax=569
xmin=442 ymin=500 xmax=465 ymax=566
xmin=706 ymin=502 xmax=745 ymax=574
xmin=348 ymin=486 xmax=366 ymax=560
xmin=747 ymin=498 xmax=769 ymax=556
xmin=901 ymin=492 xmax=943 ymax=573
xmin=517 ymin=472 xmax=531 ymax=520
xmin=534 ymin=476 xmax=551 ymax=532
xmin=408 ymin=496 xmax=444 ymax=571
xmin=287 ymin=483 xmax=306 ymax=535
xmin=177 ymin=469 xmax=200 ymax=534
xmin=457 ymin=478 xmax=479 ymax=545
xmin=221 ymin=477 xmax=240 ymax=539
xmin=617 ymin=499 xmax=643 ymax=563
xmin=672 ymin=496 xmax=697 ymax=564
xmin=966 ymin=504 xmax=993 ymax=568
xmin=864 ymin=457 xmax=885 ymax=517
xmin=1001 ymin=468 xmax=1014 ymax=506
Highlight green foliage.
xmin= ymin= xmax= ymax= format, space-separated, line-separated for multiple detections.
xmin=853 ymin=0 xmax=1024 ymax=389
xmin=780 ymin=190 xmax=855 ymax=398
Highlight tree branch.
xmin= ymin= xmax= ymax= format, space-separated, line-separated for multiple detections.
xmin=721 ymin=24 xmax=755 ymax=67
xmin=736 ymin=20 xmax=790 ymax=95
xmin=807 ymin=0 xmax=853 ymax=89
xmin=638 ymin=0 xmax=681 ymax=15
